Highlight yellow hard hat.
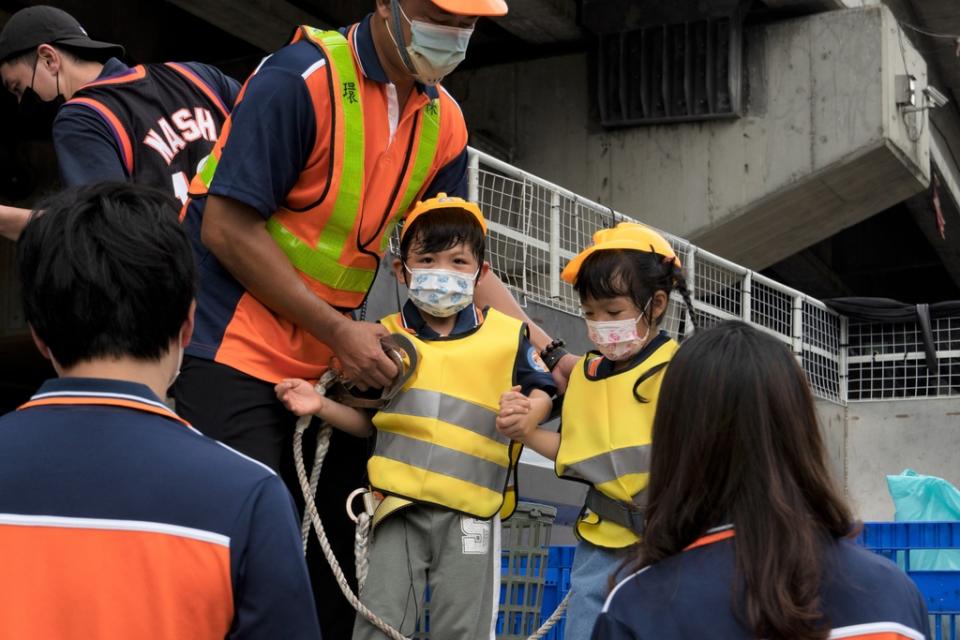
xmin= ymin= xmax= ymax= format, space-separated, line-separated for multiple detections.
xmin=430 ymin=0 xmax=508 ymax=16
xmin=561 ymin=222 xmax=681 ymax=284
xmin=401 ymin=193 xmax=487 ymax=239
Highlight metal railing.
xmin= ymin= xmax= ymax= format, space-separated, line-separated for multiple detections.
xmin=847 ymin=317 xmax=960 ymax=401
xmin=467 ymin=147 xmax=855 ymax=405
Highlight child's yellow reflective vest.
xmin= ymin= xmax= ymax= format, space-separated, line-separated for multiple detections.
xmin=370 ymin=309 xmax=525 ymax=520
xmin=557 ymin=338 xmax=678 ymax=548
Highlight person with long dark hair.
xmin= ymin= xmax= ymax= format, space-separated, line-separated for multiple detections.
xmin=593 ymin=321 xmax=930 ymax=640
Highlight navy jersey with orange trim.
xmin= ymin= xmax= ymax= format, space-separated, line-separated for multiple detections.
xmin=56 ymin=58 xmax=239 ymax=200
xmin=594 ymin=527 xmax=931 ymax=640
xmin=0 ymin=377 xmax=320 ymax=639
xmin=181 ymin=15 xmax=469 ymax=384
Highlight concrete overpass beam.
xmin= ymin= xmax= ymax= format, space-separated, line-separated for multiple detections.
xmin=495 ymin=0 xmax=581 ymax=43
xmin=164 ymin=0 xmax=326 ymax=52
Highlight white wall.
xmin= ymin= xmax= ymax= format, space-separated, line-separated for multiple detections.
xmin=844 ymin=397 xmax=960 ymax=521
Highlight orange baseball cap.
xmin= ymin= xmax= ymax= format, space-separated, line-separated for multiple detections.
xmin=401 ymin=193 xmax=487 ymax=239
xmin=430 ymin=0 xmax=508 ymax=16
xmin=561 ymin=222 xmax=681 ymax=284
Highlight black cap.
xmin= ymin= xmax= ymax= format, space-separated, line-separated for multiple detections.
xmin=0 ymin=6 xmax=124 ymax=63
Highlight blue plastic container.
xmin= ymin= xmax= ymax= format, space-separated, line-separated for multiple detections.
xmin=538 ymin=546 xmax=575 ymax=640
xmin=859 ymin=522 xmax=960 ymax=640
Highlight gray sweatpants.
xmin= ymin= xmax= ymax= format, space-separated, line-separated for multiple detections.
xmin=351 ymin=504 xmax=501 ymax=640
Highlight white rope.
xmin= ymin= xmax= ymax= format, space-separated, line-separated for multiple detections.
xmin=299 ymin=429 xmax=324 ymax=554
xmin=527 ymin=590 xmax=571 ymax=639
xmin=355 ymin=511 xmax=371 ymax=591
xmin=294 ymin=416 xmax=411 ymax=640
xmin=299 ymin=371 xmax=338 ymax=553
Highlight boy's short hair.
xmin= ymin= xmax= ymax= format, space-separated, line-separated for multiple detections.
xmin=16 ymin=183 xmax=196 ymax=368
xmin=399 ymin=207 xmax=486 ymax=264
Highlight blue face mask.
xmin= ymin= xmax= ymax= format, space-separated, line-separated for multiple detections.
xmin=404 ymin=265 xmax=478 ymax=317
xmin=388 ymin=0 xmax=474 ymax=85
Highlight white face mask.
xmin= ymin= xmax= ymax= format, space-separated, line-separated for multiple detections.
xmin=584 ymin=301 xmax=652 ymax=361
xmin=169 ymin=334 xmax=184 ymax=388
xmin=388 ymin=1 xmax=474 ymax=85
xmin=405 ymin=265 xmax=478 ymax=317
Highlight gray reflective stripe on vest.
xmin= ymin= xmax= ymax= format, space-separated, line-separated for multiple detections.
xmin=374 ymin=430 xmax=508 ymax=493
xmin=381 ymin=388 xmax=507 ymax=444
xmin=584 ymin=486 xmax=647 ymax=535
xmin=562 ymin=444 xmax=651 ymax=486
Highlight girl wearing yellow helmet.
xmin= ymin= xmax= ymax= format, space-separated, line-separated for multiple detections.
xmin=497 ymin=222 xmax=696 ymax=639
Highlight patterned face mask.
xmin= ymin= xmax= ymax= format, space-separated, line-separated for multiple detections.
xmin=584 ymin=300 xmax=652 ymax=361
xmin=405 ymin=266 xmax=478 ymax=317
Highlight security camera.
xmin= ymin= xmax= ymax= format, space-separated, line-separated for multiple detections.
xmin=924 ymin=85 xmax=950 ymax=109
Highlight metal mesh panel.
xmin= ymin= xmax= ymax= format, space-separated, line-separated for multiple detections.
xmin=750 ymin=278 xmax=793 ymax=339
xmin=694 ymin=256 xmax=743 ymax=320
xmin=847 ymin=317 xmax=960 ymax=400
xmin=802 ymin=301 xmax=843 ymax=403
xmin=477 ymin=168 xmax=527 ymax=293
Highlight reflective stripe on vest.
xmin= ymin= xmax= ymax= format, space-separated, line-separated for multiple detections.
xmin=370 ymin=309 xmax=524 ymax=519
xmin=558 ymin=339 xmax=677 ymax=548
xmin=561 ymin=444 xmax=652 ymax=486
xmin=266 ymin=27 xmax=369 ymax=294
xmin=375 ymin=431 xmax=507 ymax=494
xmin=193 ymin=27 xmax=442 ymax=300
xmin=378 ymin=98 xmax=441 ymax=253
xmin=384 ymin=388 xmax=503 ymax=443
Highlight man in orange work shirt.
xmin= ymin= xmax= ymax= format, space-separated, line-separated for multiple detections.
xmin=175 ymin=0 xmax=574 ymax=636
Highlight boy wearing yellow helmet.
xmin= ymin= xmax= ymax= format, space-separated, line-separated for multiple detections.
xmin=498 ymin=222 xmax=697 ymax=639
xmin=276 ymin=194 xmax=556 ymax=639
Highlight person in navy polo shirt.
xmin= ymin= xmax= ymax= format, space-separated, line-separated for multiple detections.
xmin=0 ymin=5 xmax=239 ymax=241
xmin=0 ymin=183 xmax=320 ymax=639
xmin=594 ymin=322 xmax=929 ymax=640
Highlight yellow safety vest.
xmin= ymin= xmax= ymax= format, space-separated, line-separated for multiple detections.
xmin=370 ymin=309 xmax=525 ymax=520
xmin=557 ymin=338 xmax=678 ymax=548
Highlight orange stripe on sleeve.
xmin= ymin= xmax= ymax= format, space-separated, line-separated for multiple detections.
xmin=64 ymin=97 xmax=134 ymax=175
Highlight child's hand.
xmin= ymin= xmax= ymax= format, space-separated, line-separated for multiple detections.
xmin=497 ymin=385 xmax=535 ymax=440
xmin=275 ymin=378 xmax=325 ymax=417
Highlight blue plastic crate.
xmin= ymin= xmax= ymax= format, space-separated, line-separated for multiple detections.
xmin=859 ymin=522 xmax=960 ymax=640
xmin=497 ymin=553 xmax=549 ymax=636
xmin=538 ymin=546 xmax=576 ymax=640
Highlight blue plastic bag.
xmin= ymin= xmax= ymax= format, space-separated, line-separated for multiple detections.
xmin=887 ymin=469 xmax=960 ymax=570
